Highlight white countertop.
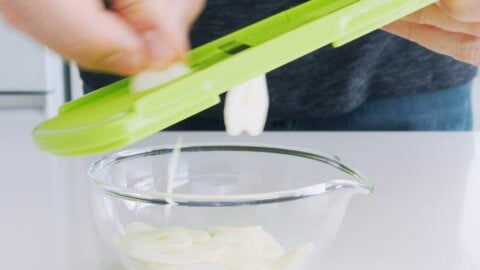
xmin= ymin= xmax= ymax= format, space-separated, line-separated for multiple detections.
xmin=1 ymin=113 xmax=479 ymax=269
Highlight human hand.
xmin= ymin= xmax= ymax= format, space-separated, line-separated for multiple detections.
xmin=383 ymin=1 xmax=480 ymax=66
xmin=0 ymin=0 xmax=205 ymax=75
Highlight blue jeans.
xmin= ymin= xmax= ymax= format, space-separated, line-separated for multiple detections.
xmin=291 ymin=82 xmax=474 ymax=131
xmin=84 ymin=82 xmax=474 ymax=131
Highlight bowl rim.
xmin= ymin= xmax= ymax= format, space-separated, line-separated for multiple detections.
xmin=87 ymin=143 xmax=374 ymax=207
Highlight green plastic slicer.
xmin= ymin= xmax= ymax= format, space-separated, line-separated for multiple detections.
xmin=33 ymin=0 xmax=435 ymax=156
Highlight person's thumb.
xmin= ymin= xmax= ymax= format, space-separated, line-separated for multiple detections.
xmin=0 ymin=0 xmax=149 ymax=75
xmin=110 ymin=0 xmax=205 ymax=69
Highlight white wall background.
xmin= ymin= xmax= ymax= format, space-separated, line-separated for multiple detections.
xmin=0 ymin=17 xmax=64 ymax=117
xmin=473 ymin=77 xmax=480 ymax=130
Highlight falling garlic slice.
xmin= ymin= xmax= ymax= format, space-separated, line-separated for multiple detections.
xmin=224 ymin=76 xmax=269 ymax=136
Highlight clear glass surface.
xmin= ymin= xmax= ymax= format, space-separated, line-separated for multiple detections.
xmin=88 ymin=144 xmax=373 ymax=270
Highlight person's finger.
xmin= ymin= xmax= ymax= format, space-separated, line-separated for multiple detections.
xmin=175 ymin=0 xmax=206 ymax=29
xmin=402 ymin=5 xmax=480 ymax=37
xmin=110 ymin=0 xmax=205 ymax=69
xmin=1 ymin=0 xmax=149 ymax=75
xmin=383 ymin=20 xmax=480 ymax=66
xmin=438 ymin=0 xmax=480 ymax=22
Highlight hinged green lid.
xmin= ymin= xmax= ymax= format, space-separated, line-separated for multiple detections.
xmin=33 ymin=0 xmax=435 ymax=156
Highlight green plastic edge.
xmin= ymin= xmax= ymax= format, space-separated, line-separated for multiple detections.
xmin=333 ymin=0 xmax=436 ymax=47
xmin=33 ymin=0 xmax=436 ymax=156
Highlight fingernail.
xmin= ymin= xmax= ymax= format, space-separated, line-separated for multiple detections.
xmin=175 ymin=28 xmax=190 ymax=49
xmin=143 ymin=31 xmax=171 ymax=68
xmin=163 ymin=32 xmax=189 ymax=66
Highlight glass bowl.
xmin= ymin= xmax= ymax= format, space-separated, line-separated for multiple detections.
xmin=88 ymin=144 xmax=373 ymax=270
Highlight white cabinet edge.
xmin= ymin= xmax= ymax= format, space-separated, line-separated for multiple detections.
xmin=44 ymin=49 xmax=65 ymax=118
xmin=70 ymin=62 xmax=85 ymax=100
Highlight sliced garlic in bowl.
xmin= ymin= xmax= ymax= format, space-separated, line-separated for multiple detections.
xmin=185 ymin=229 xmax=211 ymax=243
xmin=122 ymin=228 xmax=192 ymax=250
xmin=126 ymin=222 xmax=158 ymax=234
xmin=209 ymin=229 xmax=265 ymax=255
xmin=119 ymin=223 xmax=312 ymax=270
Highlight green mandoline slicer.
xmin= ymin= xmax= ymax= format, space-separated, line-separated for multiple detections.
xmin=33 ymin=0 xmax=436 ymax=156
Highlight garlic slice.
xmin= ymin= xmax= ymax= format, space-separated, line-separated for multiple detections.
xmin=209 ymin=229 xmax=264 ymax=255
xmin=273 ymin=243 xmax=314 ymax=270
xmin=224 ymin=76 xmax=269 ymax=136
xmin=130 ymin=64 xmax=191 ymax=92
xmin=122 ymin=228 xmax=192 ymax=250
xmin=244 ymin=76 xmax=269 ymax=136
xmin=165 ymin=137 xmax=182 ymax=218
xmin=126 ymin=222 xmax=158 ymax=234
xmin=224 ymin=84 xmax=248 ymax=136
xmin=131 ymin=65 xmax=270 ymax=136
